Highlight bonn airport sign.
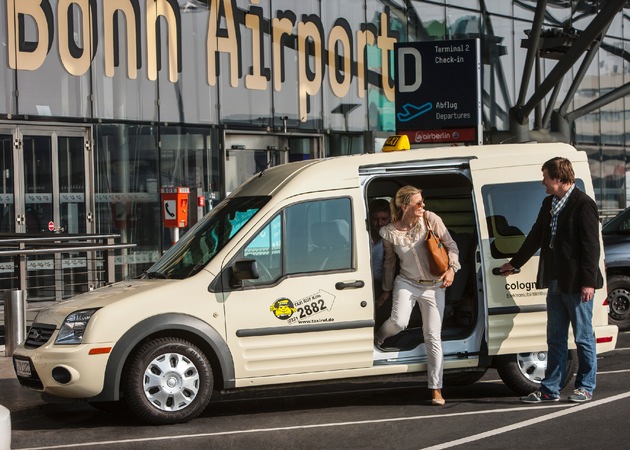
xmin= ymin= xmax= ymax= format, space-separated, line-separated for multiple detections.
xmin=394 ymin=39 xmax=482 ymax=145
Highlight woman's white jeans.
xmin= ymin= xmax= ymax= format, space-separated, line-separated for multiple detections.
xmin=376 ymin=276 xmax=445 ymax=389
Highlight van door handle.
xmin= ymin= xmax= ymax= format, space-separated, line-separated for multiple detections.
xmin=491 ymin=267 xmax=521 ymax=275
xmin=335 ymin=280 xmax=365 ymax=290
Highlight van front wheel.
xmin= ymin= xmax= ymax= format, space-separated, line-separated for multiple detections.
xmin=495 ymin=350 xmax=577 ymax=395
xmin=124 ymin=337 xmax=213 ymax=425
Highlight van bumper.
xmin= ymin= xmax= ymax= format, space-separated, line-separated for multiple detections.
xmin=594 ymin=324 xmax=618 ymax=353
xmin=12 ymin=343 xmax=111 ymax=399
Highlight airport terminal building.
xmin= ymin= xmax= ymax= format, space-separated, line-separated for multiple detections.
xmin=1 ymin=0 xmax=629 ymax=280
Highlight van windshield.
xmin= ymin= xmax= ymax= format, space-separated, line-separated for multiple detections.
xmin=145 ymin=196 xmax=270 ymax=279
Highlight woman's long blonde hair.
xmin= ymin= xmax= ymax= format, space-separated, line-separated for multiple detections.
xmin=390 ymin=185 xmax=422 ymax=222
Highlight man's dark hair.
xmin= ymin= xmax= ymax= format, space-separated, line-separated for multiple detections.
xmin=542 ymin=157 xmax=575 ymax=184
xmin=369 ymin=198 xmax=390 ymax=215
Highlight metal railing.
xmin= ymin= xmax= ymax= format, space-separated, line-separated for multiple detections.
xmin=0 ymin=233 xmax=136 ymax=355
xmin=0 ymin=234 xmax=136 ymax=306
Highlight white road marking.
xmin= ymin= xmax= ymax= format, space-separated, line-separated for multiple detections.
xmin=598 ymin=368 xmax=630 ymax=375
xmin=15 ymin=400 xmax=619 ymax=450
xmin=479 ymin=366 xmax=630 ymax=384
xmin=421 ymin=391 xmax=630 ymax=450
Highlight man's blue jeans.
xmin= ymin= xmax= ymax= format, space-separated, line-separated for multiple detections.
xmin=542 ymin=280 xmax=597 ymax=397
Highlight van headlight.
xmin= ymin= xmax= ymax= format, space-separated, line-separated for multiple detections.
xmin=56 ymin=308 xmax=99 ymax=345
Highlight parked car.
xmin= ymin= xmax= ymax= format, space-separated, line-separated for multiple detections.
xmin=603 ymin=207 xmax=630 ymax=330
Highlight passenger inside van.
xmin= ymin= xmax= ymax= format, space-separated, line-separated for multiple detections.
xmin=367 ymin=173 xmax=478 ymax=351
xmin=369 ymin=198 xmax=392 ymax=328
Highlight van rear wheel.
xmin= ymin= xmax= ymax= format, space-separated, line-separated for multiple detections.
xmin=124 ymin=337 xmax=213 ymax=425
xmin=496 ymin=350 xmax=577 ymax=395
xmin=607 ymin=275 xmax=630 ymax=331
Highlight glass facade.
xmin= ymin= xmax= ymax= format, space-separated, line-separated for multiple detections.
xmin=1 ymin=1 xmax=630 ymax=277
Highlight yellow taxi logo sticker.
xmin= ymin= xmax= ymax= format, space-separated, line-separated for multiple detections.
xmin=270 ymin=298 xmax=296 ymax=320
xmin=381 ymin=135 xmax=410 ymax=152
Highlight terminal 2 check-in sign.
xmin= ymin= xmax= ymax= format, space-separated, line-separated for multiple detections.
xmin=394 ymin=39 xmax=482 ymax=145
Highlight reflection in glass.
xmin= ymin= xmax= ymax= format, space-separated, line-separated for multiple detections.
xmin=219 ymin=0 xmax=273 ymax=127
xmin=0 ymin=135 xmax=14 ymax=233
xmin=58 ymin=137 xmax=86 ymax=234
xmin=244 ymin=215 xmax=283 ymax=284
xmin=94 ymin=124 xmax=160 ymax=279
xmin=147 ymin=196 xmax=269 ymax=279
xmin=23 ymin=136 xmax=53 ymax=233
xmin=483 ymin=181 xmax=546 ymax=259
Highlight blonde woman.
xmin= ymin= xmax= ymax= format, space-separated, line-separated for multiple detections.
xmin=376 ymin=185 xmax=460 ymax=405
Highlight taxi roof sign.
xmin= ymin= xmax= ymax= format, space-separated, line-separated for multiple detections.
xmin=381 ymin=135 xmax=410 ymax=152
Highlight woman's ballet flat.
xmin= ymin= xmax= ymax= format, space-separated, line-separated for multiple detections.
xmin=431 ymin=398 xmax=446 ymax=406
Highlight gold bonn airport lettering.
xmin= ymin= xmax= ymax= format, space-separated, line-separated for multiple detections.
xmin=6 ymin=0 xmax=398 ymax=122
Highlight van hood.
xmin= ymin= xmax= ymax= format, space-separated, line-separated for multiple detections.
xmin=32 ymin=279 xmax=171 ymax=324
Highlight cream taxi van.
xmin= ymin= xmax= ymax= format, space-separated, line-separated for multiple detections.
xmin=12 ymin=138 xmax=618 ymax=424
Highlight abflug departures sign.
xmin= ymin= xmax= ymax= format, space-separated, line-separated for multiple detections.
xmin=395 ymin=39 xmax=481 ymax=145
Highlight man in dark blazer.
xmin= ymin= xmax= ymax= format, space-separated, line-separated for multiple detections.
xmin=500 ymin=157 xmax=603 ymax=404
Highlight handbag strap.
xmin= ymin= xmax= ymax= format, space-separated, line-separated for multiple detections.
xmin=424 ymin=214 xmax=438 ymax=241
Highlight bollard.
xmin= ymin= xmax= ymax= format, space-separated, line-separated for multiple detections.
xmin=4 ymin=289 xmax=26 ymax=357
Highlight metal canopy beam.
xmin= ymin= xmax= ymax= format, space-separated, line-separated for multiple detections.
xmin=512 ymin=0 xmax=627 ymax=125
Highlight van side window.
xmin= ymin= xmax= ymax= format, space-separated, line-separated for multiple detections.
xmin=243 ymin=215 xmax=282 ymax=282
xmin=482 ymin=181 xmax=540 ymax=258
xmin=242 ymin=197 xmax=353 ymax=286
xmin=482 ymin=179 xmax=586 ymax=258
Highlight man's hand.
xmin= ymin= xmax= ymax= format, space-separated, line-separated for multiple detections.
xmin=581 ymin=286 xmax=595 ymax=303
xmin=499 ymin=262 xmax=516 ymax=276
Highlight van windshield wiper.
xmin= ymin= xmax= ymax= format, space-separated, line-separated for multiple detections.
xmin=185 ymin=263 xmax=205 ymax=278
xmin=144 ymin=271 xmax=170 ymax=279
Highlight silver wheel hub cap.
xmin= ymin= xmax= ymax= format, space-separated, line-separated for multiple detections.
xmin=143 ymin=352 xmax=200 ymax=411
xmin=517 ymin=352 xmax=547 ymax=383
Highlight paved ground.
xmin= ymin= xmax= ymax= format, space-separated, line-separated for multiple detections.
xmin=0 ymin=350 xmax=14 ymax=380
xmin=0 ymin=324 xmax=15 ymax=380
xmin=1 ymin=333 xmax=629 ymax=449
xmin=1 ymin=323 xmax=19 ymax=379
xmin=0 ymin=346 xmax=14 ymax=450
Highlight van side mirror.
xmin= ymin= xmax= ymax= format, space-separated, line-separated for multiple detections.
xmin=231 ymin=259 xmax=260 ymax=288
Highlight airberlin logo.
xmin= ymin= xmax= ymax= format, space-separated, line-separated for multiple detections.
xmin=7 ymin=0 xmax=398 ymax=123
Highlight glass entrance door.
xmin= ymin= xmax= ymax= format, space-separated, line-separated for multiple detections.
xmin=22 ymin=135 xmax=54 ymax=233
xmin=3 ymin=126 xmax=93 ymax=301
xmin=16 ymin=129 xmax=91 ymax=235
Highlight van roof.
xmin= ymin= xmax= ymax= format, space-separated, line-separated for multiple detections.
xmin=234 ymin=142 xmax=582 ymax=197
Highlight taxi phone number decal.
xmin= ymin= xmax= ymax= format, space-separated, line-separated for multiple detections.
xmin=269 ymin=290 xmax=336 ymax=324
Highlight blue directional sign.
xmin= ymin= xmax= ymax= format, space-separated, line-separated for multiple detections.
xmin=394 ymin=39 xmax=481 ymax=145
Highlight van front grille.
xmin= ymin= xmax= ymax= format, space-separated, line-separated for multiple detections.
xmin=24 ymin=323 xmax=56 ymax=348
